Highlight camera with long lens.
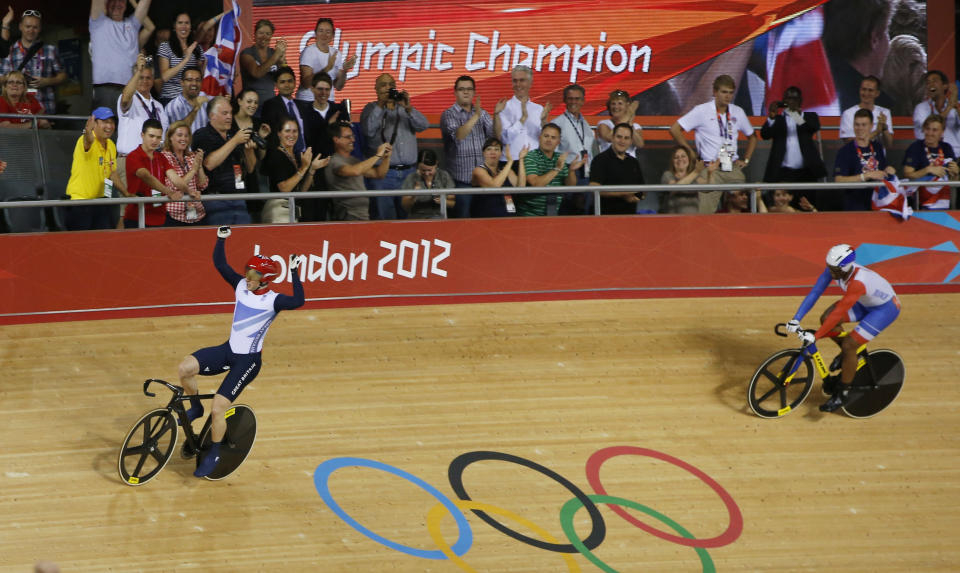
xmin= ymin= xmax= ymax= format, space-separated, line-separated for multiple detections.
xmin=388 ymin=88 xmax=405 ymax=101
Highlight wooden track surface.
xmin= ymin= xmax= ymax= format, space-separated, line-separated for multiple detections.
xmin=2 ymin=294 xmax=959 ymax=572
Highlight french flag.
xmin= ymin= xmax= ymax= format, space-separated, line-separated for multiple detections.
xmin=202 ymin=2 xmax=242 ymax=97
xmin=764 ymin=7 xmax=839 ymax=116
xmin=872 ymin=175 xmax=913 ymax=221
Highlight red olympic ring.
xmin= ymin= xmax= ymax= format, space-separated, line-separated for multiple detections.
xmin=585 ymin=445 xmax=743 ymax=548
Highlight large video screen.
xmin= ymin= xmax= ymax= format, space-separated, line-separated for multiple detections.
xmin=252 ymin=0 xmax=929 ymax=116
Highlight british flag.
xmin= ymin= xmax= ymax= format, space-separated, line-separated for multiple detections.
xmin=872 ymin=175 xmax=914 ymax=221
xmin=202 ymin=2 xmax=242 ymax=97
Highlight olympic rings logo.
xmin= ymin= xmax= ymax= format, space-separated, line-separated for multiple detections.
xmin=314 ymin=445 xmax=743 ymax=571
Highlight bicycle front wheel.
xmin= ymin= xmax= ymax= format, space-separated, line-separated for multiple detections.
xmin=118 ymin=408 xmax=178 ymax=486
xmin=748 ymin=349 xmax=814 ymax=418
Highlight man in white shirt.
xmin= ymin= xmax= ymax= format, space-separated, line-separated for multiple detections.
xmin=669 ymin=74 xmax=757 ymax=213
xmin=89 ymin=0 xmax=151 ymax=114
xmin=116 ymin=53 xmax=168 ymax=189
xmin=494 ymin=65 xmax=550 ymax=161
xmin=911 ymin=70 xmax=960 ymax=151
xmin=163 ymin=66 xmax=209 ymax=133
xmin=837 ymin=76 xmax=893 ymax=149
xmin=552 ymin=83 xmax=595 ymax=214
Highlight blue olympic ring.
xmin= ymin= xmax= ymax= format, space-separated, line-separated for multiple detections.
xmin=313 ymin=456 xmax=473 ymax=559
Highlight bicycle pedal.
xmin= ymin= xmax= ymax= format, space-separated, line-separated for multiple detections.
xmin=181 ymin=442 xmax=197 ymax=459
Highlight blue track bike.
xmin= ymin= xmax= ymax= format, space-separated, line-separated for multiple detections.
xmin=748 ymin=323 xmax=905 ymax=418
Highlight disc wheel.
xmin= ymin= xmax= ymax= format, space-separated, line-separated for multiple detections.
xmin=842 ymin=350 xmax=905 ymax=418
xmin=748 ymin=349 xmax=814 ymax=418
xmin=196 ymin=404 xmax=257 ymax=481
xmin=118 ymin=408 xmax=178 ymax=486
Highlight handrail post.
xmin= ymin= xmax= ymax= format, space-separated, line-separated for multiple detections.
xmin=31 ymin=116 xmax=47 ymax=197
xmin=287 ymin=196 xmax=296 ymax=223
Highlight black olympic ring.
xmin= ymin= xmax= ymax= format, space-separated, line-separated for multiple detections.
xmin=447 ymin=450 xmax=607 ymax=553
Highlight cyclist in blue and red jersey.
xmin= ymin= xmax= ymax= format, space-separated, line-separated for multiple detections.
xmin=786 ymin=244 xmax=900 ymax=412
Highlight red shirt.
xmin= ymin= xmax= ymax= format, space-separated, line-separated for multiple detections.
xmin=0 ymin=94 xmax=44 ymax=123
xmin=124 ymin=145 xmax=173 ymax=226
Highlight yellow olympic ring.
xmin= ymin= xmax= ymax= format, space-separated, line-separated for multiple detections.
xmin=426 ymin=500 xmax=581 ymax=572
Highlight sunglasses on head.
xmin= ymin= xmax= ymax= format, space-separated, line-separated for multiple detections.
xmin=22 ymin=9 xmax=41 ymax=18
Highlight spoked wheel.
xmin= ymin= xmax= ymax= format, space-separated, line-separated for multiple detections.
xmin=748 ymin=349 xmax=814 ymax=418
xmin=118 ymin=408 xmax=179 ymax=486
xmin=196 ymin=404 xmax=257 ymax=481
xmin=842 ymin=350 xmax=905 ymax=418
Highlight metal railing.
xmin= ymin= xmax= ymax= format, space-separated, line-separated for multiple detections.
xmin=2 ymin=180 xmax=957 ymax=229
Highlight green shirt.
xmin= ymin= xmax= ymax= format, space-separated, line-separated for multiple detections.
xmin=520 ymin=148 xmax=567 ymax=216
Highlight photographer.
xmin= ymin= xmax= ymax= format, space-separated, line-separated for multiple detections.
xmin=192 ymin=96 xmax=258 ymax=225
xmin=759 ymin=86 xmax=827 ymax=210
xmin=360 ymin=73 xmax=428 ymax=219
xmin=117 ymin=53 xmax=168 ymax=190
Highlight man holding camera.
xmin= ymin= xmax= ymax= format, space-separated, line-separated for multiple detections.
xmin=360 ymin=73 xmax=428 ymax=219
xmin=163 ymin=66 xmax=209 ymax=133
xmin=192 ymin=96 xmax=259 ymax=225
xmin=117 ymin=53 xmax=168 ymax=190
xmin=0 ymin=9 xmax=66 ymax=116
xmin=669 ymin=74 xmax=756 ymax=213
xmin=760 ymin=86 xmax=827 ymax=209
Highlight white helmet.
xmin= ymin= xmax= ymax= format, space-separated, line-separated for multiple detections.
xmin=826 ymin=244 xmax=856 ymax=271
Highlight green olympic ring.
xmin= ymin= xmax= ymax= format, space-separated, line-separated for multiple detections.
xmin=560 ymin=494 xmax=715 ymax=573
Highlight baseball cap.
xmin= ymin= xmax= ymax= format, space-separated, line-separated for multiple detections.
xmin=92 ymin=107 xmax=116 ymax=120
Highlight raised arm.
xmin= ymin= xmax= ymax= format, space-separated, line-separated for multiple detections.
xmin=213 ymin=228 xmax=244 ymax=286
xmin=274 ymin=255 xmax=305 ymax=311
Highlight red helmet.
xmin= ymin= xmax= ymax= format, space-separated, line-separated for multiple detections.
xmin=246 ymin=255 xmax=280 ymax=284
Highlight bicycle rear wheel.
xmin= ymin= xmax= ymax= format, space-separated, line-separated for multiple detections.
xmin=842 ymin=349 xmax=905 ymax=418
xmin=118 ymin=408 xmax=178 ymax=486
xmin=196 ymin=404 xmax=257 ymax=481
xmin=748 ymin=349 xmax=814 ymax=418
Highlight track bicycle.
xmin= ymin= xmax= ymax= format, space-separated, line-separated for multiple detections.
xmin=118 ymin=379 xmax=257 ymax=485
xmin=747 ymin=323 xmax=905 ymax=419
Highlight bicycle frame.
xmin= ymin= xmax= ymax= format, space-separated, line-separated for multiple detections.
xmin=143 ymin=378 xmax=215 ymax=453
xmin=775 ymin=327 xmax=868 ymax=385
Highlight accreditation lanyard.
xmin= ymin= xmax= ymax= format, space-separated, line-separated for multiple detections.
xmin=135 ymin=92 xmax=160 ymax=121
xmin=565 ymin=112 xmax=586 ymax=150
xmin=855 ymin=143 xmax=878 ymax=171
xmin=929 ymin=99 xmax=948 ymax=117
xmin=716 ymin=107 xmax=733 ymax=148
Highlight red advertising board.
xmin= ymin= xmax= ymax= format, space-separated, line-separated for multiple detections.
xmin=3 ymin=212 xmax=960 ymax=324
xmin=249 ymin=0 xmax=933 ymax=118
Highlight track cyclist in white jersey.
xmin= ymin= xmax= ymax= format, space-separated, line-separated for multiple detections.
xmin=178 ymin=226 xmax=305 ymax=477
xmin=786 ymin=244 xmax=901 ymax=412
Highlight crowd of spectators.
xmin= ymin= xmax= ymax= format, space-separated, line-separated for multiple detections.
xmin=0 ymin=2 xmax=958 ymax=232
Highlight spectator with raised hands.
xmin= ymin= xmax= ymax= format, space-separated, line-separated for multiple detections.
xmin=326 ymin=120 xmax=393 ymax=221
xmin=596 ymin=89 xmax=643 ymax=157
xmin=89 ymin=0 xmax=152 ymax=114
xmin=261 ymin=116 xmax=329 ymax=223
xmin=833 ymin=107 xmax=896 ymax=211
xmin=163 ymin=66 xmax=208 ymax=133
xmin=360 ymin=73 xmax=428 ymax=219
xmin=441 ymin=74 xmax=492 ymax=217
xmin=494 ymin=65 xmax=549 ymax=163
xmin=522 ymin=123 xmax=584 ymax=216
xmin=156 ymin=11 xmax=202 ymax=106
xmin=0 ymin=70 xmax=49 ymax=128
xmin=65 ymin=108 xmax=125 ymax=230
xmin=239 ymin=19 xmax=286 ymax=115
xmin=297 ymin=17 xmax=356 ymax=103
xmin=0 ymin=8 xmax=66 ymax=115
xmin=161 ymin=120 xmax=207 ymax=226
xmin=0 ymin=7 xmax=12 ymax=58
xmin=660 ymin=145 xmax=708 ymax=214
xmin=470 ymin=138 xmax=526 ymax=218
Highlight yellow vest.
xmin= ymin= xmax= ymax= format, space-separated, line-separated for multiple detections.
xmin=66 ymin=136 xmax=117 ymax=200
